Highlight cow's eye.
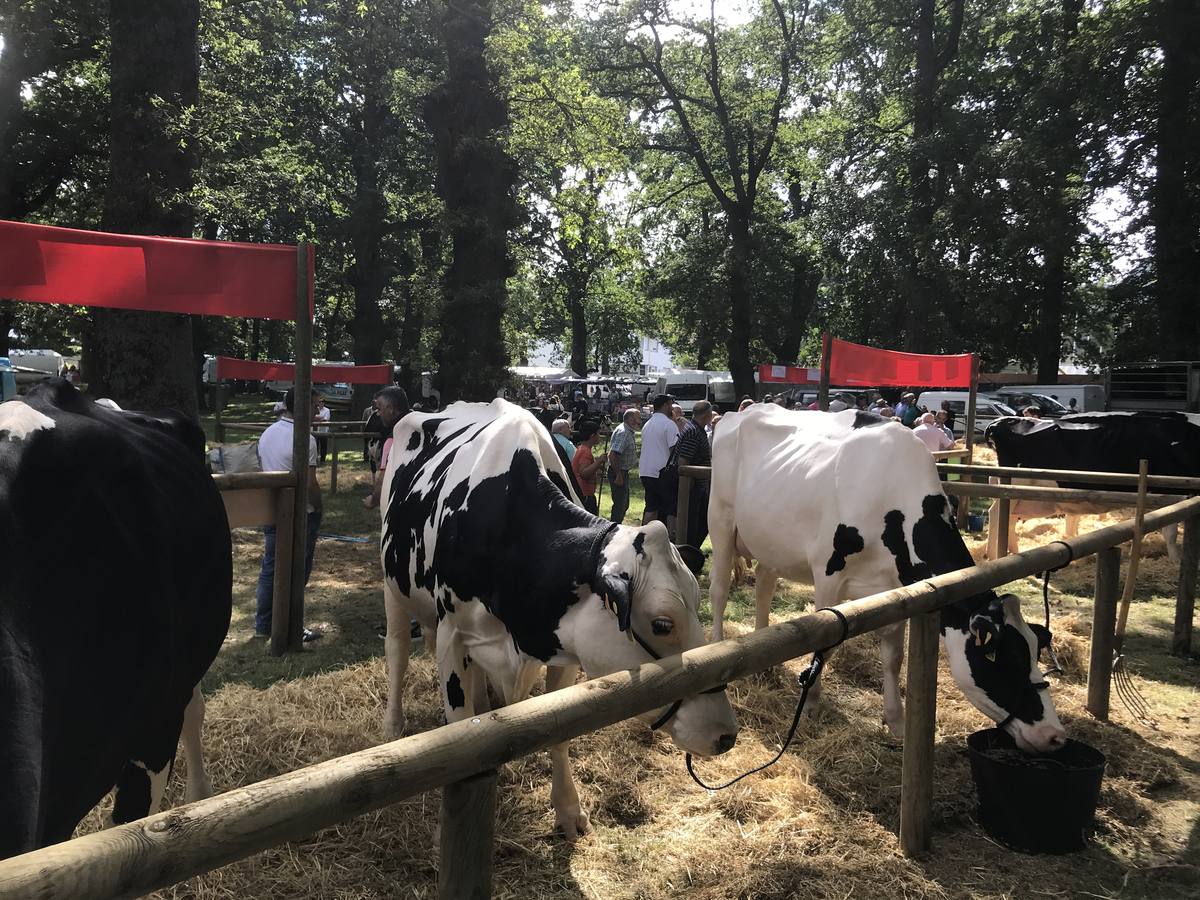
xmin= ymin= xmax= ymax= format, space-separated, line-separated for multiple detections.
xmin=651 ymin=617 xmax=674 ymax=636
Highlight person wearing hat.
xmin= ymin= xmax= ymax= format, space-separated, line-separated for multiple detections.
xmin=639 ymin=393 xmax=679 ymax=527
xmin=901 ymin=393 xmax=922 ymax=427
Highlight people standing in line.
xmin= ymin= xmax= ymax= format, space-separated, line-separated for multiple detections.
xmin=607 ymin=408 xmax=640 ymax=524
xmin=314 ymin=394 xmax=332 ymax=464
xmin=255 ymin=387 xmax=324 ymax=643
xmin=894 ymin=392 xmax=912 ymax=422
xmin=363 ymin=386 xmax=411 ymax=509
xmin=551 ymin=417 xmax=576 ymax=457
xmin=900 ymin=394 xmax=921 ymax=428
xmin=913 ymin=412 xmax=955 ymax=453
xmin=571 ymin=421 xmax=605 ymax=515
xmin=677 ymin=400 xmax=714 ymax=547
xmin=639 ymin=394 xmax=679 ymax=528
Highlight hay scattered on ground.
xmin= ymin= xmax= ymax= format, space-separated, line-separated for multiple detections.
xmin=72 ymin=465 xmax=1199 ymax=899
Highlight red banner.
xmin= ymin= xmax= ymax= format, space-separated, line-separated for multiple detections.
xmin=216 ymin=356 xmax=392 ymax=385
xmin=758 ymin=363 xmax=822 ymax=384
xmin=0 ymin=220 xmax=311 ymax=320
xmin=826 ymin=337 xmax=974 ymax=388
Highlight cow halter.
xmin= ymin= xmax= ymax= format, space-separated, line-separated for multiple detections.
xmin=686 ymin=607 xmax=850 ymax=791
xmin=592 ymin=521 xmax=726 ymax=733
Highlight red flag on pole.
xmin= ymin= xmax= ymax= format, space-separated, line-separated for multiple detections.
xmin=0 ymin=219 xmax=311 ymax=320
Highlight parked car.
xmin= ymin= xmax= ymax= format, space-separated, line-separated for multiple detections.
xmin=991 ymin=391 xmax=1069 ymax=418
xmin=992 ymin=383 xmax=1105 ymax=412
xmin=915 ymin=391 xmax=1018 ymax=436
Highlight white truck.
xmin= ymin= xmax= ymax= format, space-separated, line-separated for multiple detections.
xmin=7 ymin=349 xmax=64 ymax=385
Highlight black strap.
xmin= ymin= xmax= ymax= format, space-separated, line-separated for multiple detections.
xmin=995 ymin=681 xmax=1051 ymax=731
xmin=685 ymin=607 xmax=851 ymax=791
xmin=1041 ymin=540 xmax=1075 ymax=629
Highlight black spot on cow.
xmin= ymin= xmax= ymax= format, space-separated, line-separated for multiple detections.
xmin=852 ymin=410 xmax=888 ymax=429
xmin=632 ymin=532 xmax=646 ymax=557
xmin=406 ymin=431 xmax=420 ymax=450
xmin=110 ymin=763 xmax=152 ymax=826
xmin=912 ymin=494 xmax=975 ymax=574
xmin=445 ymin=672 xmax=465 ymax=709
xmin=824 ymin=524 xmax=865 ymax=576
xmin=881 ymin=510 xmax=928 ymax=585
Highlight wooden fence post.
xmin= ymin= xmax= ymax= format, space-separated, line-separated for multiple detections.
xmin=270 ymin=486 xmax=297 ymax=657
xmin=1087 ymin=546 xmax=1121 ymax=719
xmin=439 ymin=770 xmax=498 ymax=900
xmin=995 ymin=477 xmax=1011 ymax=558
xmin=900 ymin=610 xmax=939 ymax=857
xmin=675 ymin=473 xmax=692 ymax=544
xmin=1174 ymin=514 xmax=1199 ymax=657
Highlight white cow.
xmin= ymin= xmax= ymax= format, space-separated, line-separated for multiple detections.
xmin=708 ymin=405 xmax=1067 ymax=753
xmin=379 ymin=399 xmax=737 ymax=839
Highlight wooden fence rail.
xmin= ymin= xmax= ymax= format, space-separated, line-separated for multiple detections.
xmin=937 ymin=462 xmax=1200 ymax=492
xmin=2 ymin=494 xmax=1198 ymax=900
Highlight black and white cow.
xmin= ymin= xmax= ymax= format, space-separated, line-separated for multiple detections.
xmin=709 ymin=405 xmax=1066 ymax=753
xmin=379 ymin=399 xmax=737 ymax=839
xmin=985 ymin=412 xmax=1200 ymax=560
xmin=0 ymin=380 xmax=232 ymax=859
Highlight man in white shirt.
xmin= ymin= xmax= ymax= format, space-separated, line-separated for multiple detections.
xmin=639 ymin=394 xmax=679 ymax=526
xmin=913 ymin=412 xmax=955 ymax=453
xmin=314 ymin=394 xmax=332 ymax=463
xmin=256 ymin=387 xmax=324 ymax=642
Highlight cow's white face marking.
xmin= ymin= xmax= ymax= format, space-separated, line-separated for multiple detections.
xmin=0 ymin=401 xmax=55 ymax=441
xmin=564 ymin=520 xmax=738 ymax=757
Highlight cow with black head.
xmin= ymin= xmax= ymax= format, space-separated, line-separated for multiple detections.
xmin=708 ymin=404 xmax=1066 ymax=753
xmin=378 ymin=399 xmax=737 ymax=839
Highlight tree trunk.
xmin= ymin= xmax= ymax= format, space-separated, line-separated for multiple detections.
xmin=425 ymin=0 xmax=516 ymax=403
xmin=568 ymin=289 xmax=588 ymax=376
xmin=1153 ymin=0 xmax=1200 ymax=360
xmin=774 ymin=254 xmax=821 ymax=365
xmin=904 ymin=0 xmax=938 ymax=353
xmin=84 ymin=0 xmax=199 ymax=418
xmin=726 ymin=213 xmax=755 ymax=399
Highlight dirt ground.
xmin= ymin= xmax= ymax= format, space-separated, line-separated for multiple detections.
xmin=75 ymin=458 xmax=1200 ymax=899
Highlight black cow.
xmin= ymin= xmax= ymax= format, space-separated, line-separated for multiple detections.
xmin=0 ymin=380 xmax=232 ymax=858
xmin=985 ymin=411 xmax=1200 ymax=559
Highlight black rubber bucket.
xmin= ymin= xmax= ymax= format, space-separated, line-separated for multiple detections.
xmin=967 ymin=728 xmax=1105 ymax=854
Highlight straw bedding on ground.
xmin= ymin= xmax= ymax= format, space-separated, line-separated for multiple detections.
xmin=72 ymin=468 xmax=1199 ymax=899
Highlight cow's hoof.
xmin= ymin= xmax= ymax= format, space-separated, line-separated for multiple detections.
xmin=884 ymin=718 xmax=905 ymax=742
xmin=556 ymin=808 xmax=591 ymax=842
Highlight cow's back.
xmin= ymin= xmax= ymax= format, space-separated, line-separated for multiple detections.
xmin=711 ymin=406 xmax=945 ymax=579
xmin=0 ymin=381 xmax=232 ymax=855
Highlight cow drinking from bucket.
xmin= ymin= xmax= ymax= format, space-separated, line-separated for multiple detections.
xmin=379 ymin=399 xmax=737 ymax=839
xmin=708 ymin=405 xmax=1066 ymax=753
xmin=984 ymin=412 xmax=1200 ymax=560
xmin=0 ymin=381 xmax=232 ymax=858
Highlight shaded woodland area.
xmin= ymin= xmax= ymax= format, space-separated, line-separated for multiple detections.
xmin=1 ymin=0 xmax=1196 ymax=408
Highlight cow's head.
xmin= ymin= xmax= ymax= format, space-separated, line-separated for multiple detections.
xmin=943 ymin=593 xmax=1067 ymax=753
xmin=586 ymin=520 xmax=739 ymax=757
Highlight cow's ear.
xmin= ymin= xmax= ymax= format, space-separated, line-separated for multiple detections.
xmin=1027 ymin=623 xmax=1052 ymax=652
xmin=600 ymin=575 xmax=632 ymax=633
xmin=673 ymin=544 xmax=705 ymax=576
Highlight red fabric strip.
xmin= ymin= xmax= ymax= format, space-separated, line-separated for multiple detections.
xmin=216 ymin=357 xmax=392 ymax=385
xmin=0 ymin=219 xmax=311 ymax=320
xmin=827 ymin=338 xmax=974 ymax=388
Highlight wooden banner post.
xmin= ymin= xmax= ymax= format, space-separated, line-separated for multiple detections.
xmin=817 ymin=332 xmax=832 ymax=411
xmin=964 ymin=354 xmax=979 ymax=462
xmin=285 ymin=240 xmax=313 ymax=653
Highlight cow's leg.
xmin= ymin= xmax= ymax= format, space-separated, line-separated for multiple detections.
xmin=180 ymin=685 xmax=213 ymax=802
xmin=544 ymin=664 xmax=590 ymax=841
xmin=1163 ymin=524 xmax=1180 ymax=563
xmin=754 ymin=565 xmax=779 ymax=632
xmin=707 ymin=517 xmax=736 ymax=643
xmin=108 ymin=728 xmax=177 ymax=828
xmin=801 ymin=578 xmax=842 ymax=720
xmin=382 ymin=580 xmax=413 ymax=740
xmin=878 ymin=621 xmax=906 ymax=740
xmin=436 ymin=620 xmax=481 ymax=721
xmin=1064 ymin=514 xmax=1080 ymax=540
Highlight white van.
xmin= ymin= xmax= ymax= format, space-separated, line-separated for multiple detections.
xmin=915 ymin=391 xmax=1018 ymax=436
xmin=654 ymin=369 xmax=743 ymax=414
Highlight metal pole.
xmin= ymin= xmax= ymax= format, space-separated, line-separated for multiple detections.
xmin=288 ymin=241 xmax=313 ymax=652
